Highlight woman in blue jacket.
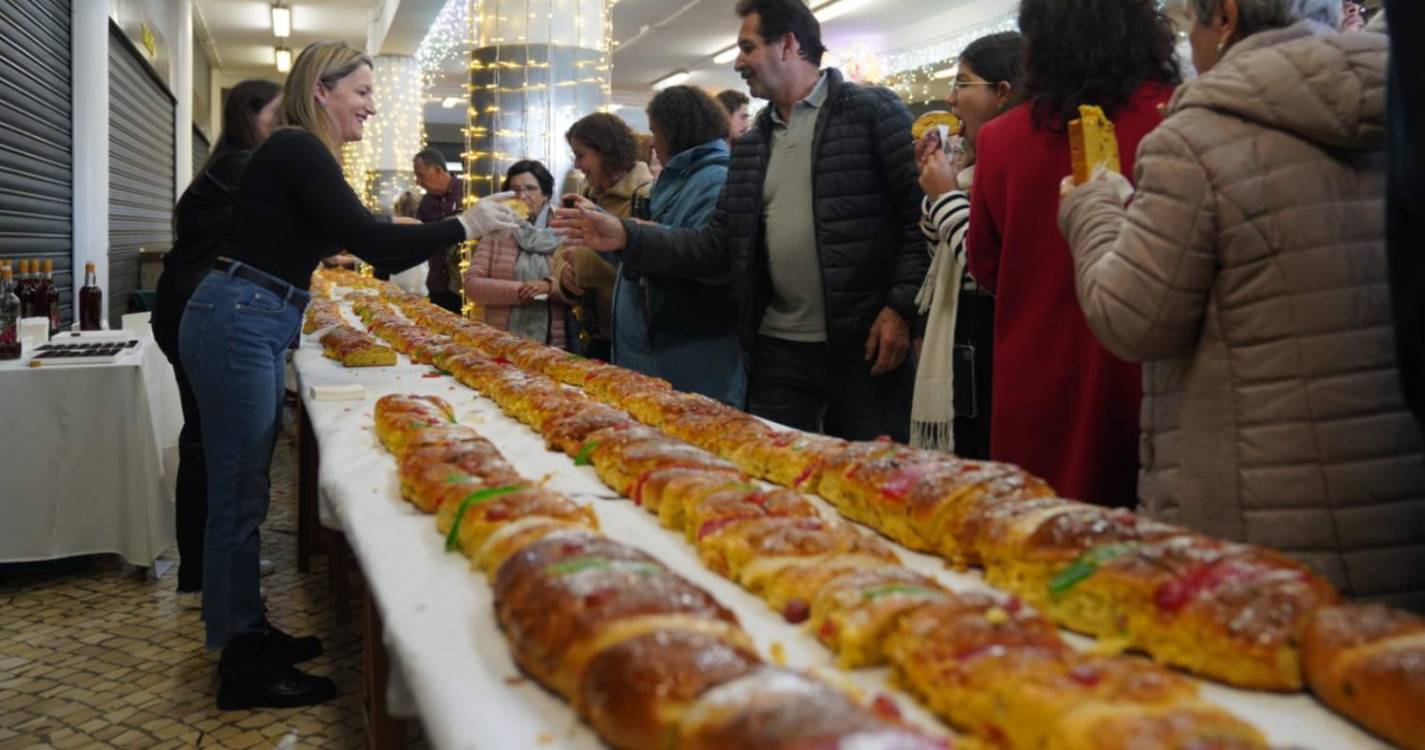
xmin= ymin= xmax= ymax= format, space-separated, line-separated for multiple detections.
xmin=611 ymin=86 xmax=745 ymax=406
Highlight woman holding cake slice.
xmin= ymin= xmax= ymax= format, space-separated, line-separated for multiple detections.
xmin=964 ymin=0 xmax=1180 ymax=509
xmin=1059 ymin=0 xmax=1425 ymax=609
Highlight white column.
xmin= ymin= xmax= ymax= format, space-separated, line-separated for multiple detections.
xmin=72 ymin=0 xmax=109 ymax=306
xmin=365 ymin=54 xmax=423 ymax=212
xmin=173 ymin=0 xmax=194 ymax=196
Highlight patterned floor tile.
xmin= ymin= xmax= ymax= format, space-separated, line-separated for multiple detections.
xmin=0 ymin=413 xmax=428 ymax=749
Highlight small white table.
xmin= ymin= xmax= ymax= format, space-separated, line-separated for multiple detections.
xmin=0 ymin=334 xmax=181 ymax=568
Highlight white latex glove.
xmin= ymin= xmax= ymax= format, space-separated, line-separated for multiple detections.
xmin=457 ymin=191 xmax=521 ymax=239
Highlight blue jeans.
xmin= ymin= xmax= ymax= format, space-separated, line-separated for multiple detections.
xmin=178 ymin=266 xmax=307 ymax=649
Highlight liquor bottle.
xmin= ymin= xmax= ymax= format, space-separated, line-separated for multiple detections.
xmin=43 ymin=260 xmax=60 ymax=336
xmin=29 ymin=259 xmax=50 ymax=323
xmin=79 ymin=261 xmax=103 ymax=331
xmin=0 ymin=266 xmax=20 ymax=360
xmin=15 ymin=259 xmax=35 ymax=318
xmin=24 ymin=259 xmax=42 ymax=319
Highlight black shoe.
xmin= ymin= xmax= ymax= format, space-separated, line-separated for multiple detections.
xmin=261 ymin=623 xmax=323 ymax=665
xmin=217 ymin=640 xmax=335 ymax=711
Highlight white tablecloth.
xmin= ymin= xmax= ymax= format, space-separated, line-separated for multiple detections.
xmin=292 ymin=311 xmax=1387 ymax=750
xmin=0 ymin=336 xmax=181 ymax=567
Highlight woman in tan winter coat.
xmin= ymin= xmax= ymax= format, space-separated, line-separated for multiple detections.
xmin=1059 ymin=0 xmax=1425 ymax=610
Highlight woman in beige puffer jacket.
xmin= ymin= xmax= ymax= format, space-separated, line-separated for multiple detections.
xmin=1059 ymin=7 xmax=1425 ymax=610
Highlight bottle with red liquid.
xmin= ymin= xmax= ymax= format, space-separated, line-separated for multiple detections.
xmin=42 ymin=260 xmax=60 ymax=335
xmin=23 ymin=258 xmax=51 ymax=326
xmin=0 ymin=265 xmax=20 ymax=360
xmin=79 ymin=261 xmax=103 ymax=331
xmin=15 ymin=259 xmax=36 ymax=318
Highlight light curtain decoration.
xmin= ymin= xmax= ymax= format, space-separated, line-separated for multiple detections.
xmin=880 ymin=13 xmax=1018 ymax=102
xmin=457 ymin=0 xmax=616 ymax=320
xmin=366 ymin=54 xmax=426 ymax=212
xmin=880 ymin=0 xmax=1176 ymax=102
xmin=417 ymin=0 xmax=475 ymax=93
xmin=341 ymin=141 xmax=370 ymax=204
xmin=339 ymin=56 xmax=426 ymax=210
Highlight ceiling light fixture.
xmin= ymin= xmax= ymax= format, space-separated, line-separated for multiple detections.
xmin=813 ymin=0 xmax=874 ymax=23
xmin=274 ymin=45 xmax=292 ymax=73
xmin=931 ymin=66 xmax=957 ymax=80
xmin=271 ymin=3 xmax=291 ymax=39
xmin=441 ymin=96 xmax=463 ymax=108
xmin=713 ymin=45 xmax=739 ymax=64
xmin=652 ymin=70 xmax=690 ymax=90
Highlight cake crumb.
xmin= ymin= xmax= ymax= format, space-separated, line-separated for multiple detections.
xmin=770 ymin=641 xmax=787 ymax=666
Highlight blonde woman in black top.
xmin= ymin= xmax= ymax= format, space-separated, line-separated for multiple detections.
xmin=177 ymin=41 xmax=518 ymax=710
xmin=154 ymin=79 xmax=282 ymax=613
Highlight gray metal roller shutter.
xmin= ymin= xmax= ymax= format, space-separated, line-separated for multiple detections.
xmin=193 ymin=126 xmax=209 ymax=180
xmin=108 ymin=20 xmax=174 ymax=323
xmin=0 ymin=0 xmax=73 ymax=325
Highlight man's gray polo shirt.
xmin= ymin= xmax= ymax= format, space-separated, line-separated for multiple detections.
xmin=759 ymin=71 xmax=829 ymax=343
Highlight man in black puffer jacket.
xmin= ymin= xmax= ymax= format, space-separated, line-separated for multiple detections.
xmin=556 ymin=0 xmax=927 ymax=441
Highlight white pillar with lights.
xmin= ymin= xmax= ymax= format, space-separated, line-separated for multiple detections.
xmin=365 ymin=54 xmax=425 ymax=213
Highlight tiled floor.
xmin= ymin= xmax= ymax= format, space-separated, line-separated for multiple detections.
xmin=0 ymin=420 xmax=400 ymax=749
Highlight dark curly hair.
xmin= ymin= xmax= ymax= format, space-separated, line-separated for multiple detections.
xmin=1018 ymin=0 xmax=1181 ymax=132
xmin=566 ymin=112 xmax=637 ymax=176
xmin=647 ymin=86 xmax=731 ymax=160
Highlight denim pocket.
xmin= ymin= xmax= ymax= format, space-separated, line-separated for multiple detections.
xmin=178 ymin=301 xmax=215 ymax=367
xmin=235 ymin=289 xmax=286 ymax=314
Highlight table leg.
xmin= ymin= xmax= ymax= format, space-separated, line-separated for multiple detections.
xmin=297 ymin=397 xmax=322 ymax=573
xmin=363 ymin=584 xmax=408 ymax=749
xmin=327 ymin=529 xmax=352 ymax=623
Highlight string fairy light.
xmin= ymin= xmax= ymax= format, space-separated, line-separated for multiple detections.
xmin=878 ymin=13 xmax=1019 ymax=103
xmin=458 ymin=0 xmax=616 ymax=320
xmin=877 ymin=0 xmax=1176 ymax=103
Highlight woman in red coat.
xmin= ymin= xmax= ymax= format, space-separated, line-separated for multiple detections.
xmin=966 ymin=0 xmax=1181 ymax=507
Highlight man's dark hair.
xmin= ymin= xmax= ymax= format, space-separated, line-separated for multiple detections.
xmin=648 ymin=86 xmax=732 ymax=159
xmin=1018 ymin=0 xmax=1181 ymax=132
xmin=715 ymin=89 xmax=749 ymax=116
xmin=502 ymin=159 xmax=555 ymax=198
xmin=413 ymin=148 xmax=448 ymax=171
xmin=566 ymin=112 xmax=638 ymax=176
xmin=735 ymin=0 xmax=826 ymax=67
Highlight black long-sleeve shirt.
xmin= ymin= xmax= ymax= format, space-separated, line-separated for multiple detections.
xmin=155 ymin=147 xmax=252 ymax=334
xmin=223 ymin=128 xmax=465 ymax=289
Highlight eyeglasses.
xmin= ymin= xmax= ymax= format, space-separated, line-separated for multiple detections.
xmin=508 ymin=185 xmax=543 ymax=195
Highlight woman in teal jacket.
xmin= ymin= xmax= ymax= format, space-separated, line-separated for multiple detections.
xmin=611 ymin=86 xmax=745 ymax=406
